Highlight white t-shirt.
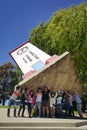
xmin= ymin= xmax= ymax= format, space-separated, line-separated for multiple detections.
xmin=36 ymin=93 xmax=42 ymax=102
xmin=11 ymin=91 xmax=19 ymax=100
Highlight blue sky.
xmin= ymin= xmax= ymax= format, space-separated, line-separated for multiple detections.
xmin=0 ymin=0 xmax=86 ymax=66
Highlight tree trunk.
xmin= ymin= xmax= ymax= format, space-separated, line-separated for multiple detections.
xmin=2 ymin=95 xmax=5 ymax=106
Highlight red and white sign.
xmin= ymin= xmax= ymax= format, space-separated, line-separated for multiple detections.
xmin=9 ymin=41 xmax=50 ymax=74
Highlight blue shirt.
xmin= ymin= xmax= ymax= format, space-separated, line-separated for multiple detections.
xmin=74 ymin=94 xmax=82 ymax=104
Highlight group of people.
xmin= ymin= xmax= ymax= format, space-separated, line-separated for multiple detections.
xmin=7 ymin=85 xmax=83 ymax=118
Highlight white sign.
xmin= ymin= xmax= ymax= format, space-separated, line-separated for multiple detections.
xmin=9 ymin=41 xmax=50 ymax=74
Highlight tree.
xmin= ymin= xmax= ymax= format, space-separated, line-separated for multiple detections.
xmin=0 ymin=62 xmax=22 ymax=105
xmin=29 ymin=3 xmax=87 ymax=92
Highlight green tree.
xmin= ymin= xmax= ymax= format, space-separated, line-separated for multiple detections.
xmin=0 ymin=62 xmax=22 ymax=105
xmin=29 ymin=3 xmax=87 ymax=92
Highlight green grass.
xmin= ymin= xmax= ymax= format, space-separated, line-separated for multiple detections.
xmin=0 ymin=106 xmax=8 ymax=108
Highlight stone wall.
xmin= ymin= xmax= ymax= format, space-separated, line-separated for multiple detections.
xmin=19 ymin=52 xmax=83 ymax=94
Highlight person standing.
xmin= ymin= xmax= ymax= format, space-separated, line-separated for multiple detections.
xmin=42 ymin=85 xmax=50 ymax=118
xmin=49 ymin=91 xmax=57 ymax=118
xmin=56 ymin=93 xmax=63 ymax=118
xmin=74 ymin=92 xmax=83 ymax=118
xmin=68 ymin=92 xmax=74 ymax=118
xmin=35 ymin=87 xmax=42 ymax=117
xmin=18 ymin=88 xmax=26 ymax=117
xmin=7 ymin=86 xmax=21 ymax=117
xmin=27 ymin=89 xmax=35 ymax=118
xmin=64 ymin=90 xmax=74 ymax=118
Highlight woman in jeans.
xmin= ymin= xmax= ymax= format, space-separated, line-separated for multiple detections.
xmin=35 ymin=87 xmax=42 ymax=117
xmin=56 ymin=93 xmax=63 ymax=118
xmin=27 ymin=89 xmax=35 ymax=118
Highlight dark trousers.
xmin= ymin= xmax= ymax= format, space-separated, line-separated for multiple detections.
xmin=69 ymin=106 xmax=74 ymax=117
xmin=64 ymin=104 xmax=70 ymax=117
xmin=57 ymin=104 xmax=63 ymax=117
xmin=27 ymin=103 xmax=32 ymax=117
xmin=18 ymin=102 xmax=25 ymax=116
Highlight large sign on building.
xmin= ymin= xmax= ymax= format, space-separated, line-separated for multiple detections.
xmin=9 ymin=41 xmax=50 ymax=74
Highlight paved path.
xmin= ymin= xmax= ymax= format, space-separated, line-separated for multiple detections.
xmin=0 ymin=108 xmax=87 ymax=130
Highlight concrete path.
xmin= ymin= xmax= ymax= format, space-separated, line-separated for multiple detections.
xmin=0 ymin=108 xmax=87 ymax=130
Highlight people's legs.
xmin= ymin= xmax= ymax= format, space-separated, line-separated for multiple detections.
xmin=63 ymin=104 xmax=67 ymax=117
xmin=22 ymin=103 xmax=25 ymax=117
xmin=14 ymin=101 xmax=17 ymax=117
xmin=50 ymin=107 xmax=52 ymax=117
xmin=67 ymin=104 xmax=70 ymax=117
xmin=52 ymin=106 xmax=55 ymax=117
xmin=31 ymin=107 xmax=35 ymax=117
xmin=18 ymin=104 xmax=23 ymax=116
xmin=69 ymin=106 xmax=74 ymax=117
xmin=57 ymin=104 xmax=63 ymax=118
xmin=50 ymin=106 xmax=55 ymax=117
xmin=71 ymin=106 xmax=74 ymax=117
xmin=38 ymin=102 xmax=41 ymax=117
xmin=77 ymin=103 xmax=83 ymax=118
xmin=35 ymin=102 xmax=38 ymax=117
xmin=46 ymin=106 xmax=49 ymax=117
xmin=69 ymin=106 xmax=72 ymax=117
xmin=27 ymin=103 xmax=32 ymax=117
xmin=7 ymin=99 xmax=12 ymax=117
xmin=42 ymin=106 xmax=45 ymax=117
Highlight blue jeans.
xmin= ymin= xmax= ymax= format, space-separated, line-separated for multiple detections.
xmin=64 ymin=104 xmax=70 ymax=117
xmin=77 ymin=103 xmax=83 ymax=117
xmin=35 ymin=102 xmax=41 ymax=117
xmin=57 ymin=104 xmax=63 ymax=117
xmin=7 ymin=99 xmax=17 ymax=117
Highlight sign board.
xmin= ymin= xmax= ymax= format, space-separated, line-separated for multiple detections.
xmin=9 ymin=41 xmax=50 ymax=74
